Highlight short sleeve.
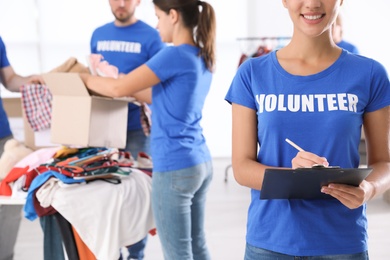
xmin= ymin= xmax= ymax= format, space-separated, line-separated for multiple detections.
xmin=0 ymin=37 xmax=10 ymax=68
xmin=225 ymin=59 xmax=257 ymax=110
xmin=366 ymin=60 xmax=390 ymax=112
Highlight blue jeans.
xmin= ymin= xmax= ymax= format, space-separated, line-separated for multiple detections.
xmin=40 ymin=216 xmax=65 ymax=260
xmin=245 ymin=244 xmax=369 ymax=260
xmin=125 ymin=129 xmax=150 ymax=157
xmin=152 ymin=161 xmax=213 ymax=260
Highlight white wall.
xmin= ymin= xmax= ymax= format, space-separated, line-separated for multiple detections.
xmin=0 ymin=0 xmax=389 ymax=157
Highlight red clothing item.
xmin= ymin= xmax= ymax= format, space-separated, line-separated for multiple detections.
xmin=20 ymin=84 xmax=52 ymax=132
xmin=0 ymin=166 xmax=29 ymax=196
xmin=33 ymin=188 xmax=57 ymax=217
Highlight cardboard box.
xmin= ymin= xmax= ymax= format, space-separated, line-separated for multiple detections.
xmin=42 ymin=72 xmax=129 ymax=148
xmin=0 ymin=96 xmax=57 ymax=150
xmin=3 ymin=97 xmax=22 ymax=117
xmin=22 ymin=112 xmax=58 ymax=150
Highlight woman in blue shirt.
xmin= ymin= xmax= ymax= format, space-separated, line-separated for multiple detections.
xmin=81 ymin=0 xmax=216 ymax=259
xmin=225 ymin=0 xmax=390 ymax=259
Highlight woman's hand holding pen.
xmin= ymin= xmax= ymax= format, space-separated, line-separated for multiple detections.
xmin=285 ymin=138 xmax=375 ymax=208
xmin=290 ymin=151 xmax=329 ymax=169
xmin=290 ymin=148 xmax=372 ymax=209
xmin=285 ymin=139 xmax=376 ymax=208
xmin=285 ymin=139 xmax=329 ymax=169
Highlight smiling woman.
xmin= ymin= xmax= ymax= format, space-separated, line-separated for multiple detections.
xmin=0 ymin=1 xmax=389 ymax=260
xmin=225 ymin=0 xmax=390 ymax=259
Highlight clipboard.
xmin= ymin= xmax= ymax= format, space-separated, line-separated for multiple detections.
xmin=260 ymin=167 xmax=372 ymax=200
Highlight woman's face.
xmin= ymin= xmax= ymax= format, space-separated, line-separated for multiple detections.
xmin=154 ymin=6 xmax=174 ymax=43
xmin=282 ymin=0 xmax=342 ymax=38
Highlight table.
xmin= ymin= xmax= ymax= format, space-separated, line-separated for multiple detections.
xmin=0 ymin=196 xmax=26 ymax=205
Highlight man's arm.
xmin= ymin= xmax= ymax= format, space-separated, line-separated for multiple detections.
xmin=0 ymin=65 xmax=44 ymax=92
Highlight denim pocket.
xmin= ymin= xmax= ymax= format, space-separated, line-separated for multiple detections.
xmin=171 ymin=167 xmax=201 ymax=193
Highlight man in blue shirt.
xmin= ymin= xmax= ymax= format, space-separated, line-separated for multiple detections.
xmin=0 ymin=35 xmax=44 ymax=260
xmin=90 ymin=0 xmax=164 ymax=259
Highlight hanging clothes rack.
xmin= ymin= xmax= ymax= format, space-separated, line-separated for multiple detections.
xmin=236 ymin=36 xmax=291 ymax=67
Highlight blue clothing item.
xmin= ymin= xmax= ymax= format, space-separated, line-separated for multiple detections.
xmin=0 ymin=36 xmax=12 ymax=139
xmin=118 ymin=237 xmax=147 ymax=260
xmin=40 ymin=215 xmax=65 ymax=260
xmin=0 ymin=37 xmax=10 ymax=67
xmin=0 ymin=98 xmax=12 ymax=138
xmin=146 ymin=45 xmax=212 ymax=172
xmin=127 ymin=237 xmax=147 ymax=260
xmin=90 ymin=20 xmax=164 ymax=131
xmin=225 ymin=50 xmax=390 ymax=256
xmin=337 ymin=40 xmax=359 ymax=54
xmin=24 ymin=171 xmax=84 ymax=221
xmin=125 ymin=129 xmax=150 ymax=157
xmin=151 ymin=161 xmax=213 ymax=260
xmin=244 ymin=244 xmax=369 ymax=260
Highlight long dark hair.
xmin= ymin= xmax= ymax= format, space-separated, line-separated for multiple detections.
xmin=153 ymin=0 xmax=216 ymax=71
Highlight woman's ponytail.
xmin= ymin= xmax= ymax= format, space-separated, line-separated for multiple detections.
xmin=195 ymin=1 xmax=216 ymax=72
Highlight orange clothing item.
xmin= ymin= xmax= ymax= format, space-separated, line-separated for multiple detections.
xmin=72 ymin=226 xmax=96 ymax=260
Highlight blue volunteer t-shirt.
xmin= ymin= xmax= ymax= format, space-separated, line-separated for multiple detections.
xmin=0 ymin=36 xmax=12 ymax=138
xmin=337 ymin=40 xmax=359 ymax=54
xmin=145 ymin=45 xmax=212 ymax=172
xmin=90 ymin=20 xmax=165 ymax=131
xmin=225 ymin=50 xmax=390 ymax=256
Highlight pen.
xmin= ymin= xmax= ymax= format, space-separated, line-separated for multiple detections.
xmin=285 ymin=138 xmax=305 ymax=152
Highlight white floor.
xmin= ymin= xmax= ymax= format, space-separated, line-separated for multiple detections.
xmin=13 ymin=158 xmax=390 ymax=260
